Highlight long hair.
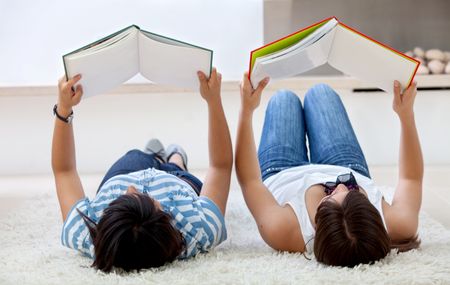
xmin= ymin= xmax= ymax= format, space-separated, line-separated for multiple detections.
xmin=78 ymin=193 xmax=185 ymax=272
xmin=314 ymin=190 xmax=419 ymax=267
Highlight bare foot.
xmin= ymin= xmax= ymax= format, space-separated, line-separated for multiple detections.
xmin=168 ymin=153 xmax=186 ymax=171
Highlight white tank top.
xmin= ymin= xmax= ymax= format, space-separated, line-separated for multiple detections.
xmin=263 ymin=164 xmax=386 ymax=252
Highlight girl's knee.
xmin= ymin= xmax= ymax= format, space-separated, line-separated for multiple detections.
xmin=304 ymin=84 xmax=341 ymax=106
xmin=270 ymin=89 xmax=300 ymax=105
xmin=126 ymin=149 xmax=143 ymax=155
xmin=305 ymin=83 xmax=338 ymax=99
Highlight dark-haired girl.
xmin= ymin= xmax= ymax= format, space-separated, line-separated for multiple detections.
xmin=52 ymin=68 xmax=232 ymax=272
xmin=236 ymin=74 xmax=423 ymax=267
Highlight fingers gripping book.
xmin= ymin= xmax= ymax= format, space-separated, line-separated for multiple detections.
xmin=63 ymin=25 xmax=213 ymax=98
xmin=249 ymin=17 xmax=420 ymax=93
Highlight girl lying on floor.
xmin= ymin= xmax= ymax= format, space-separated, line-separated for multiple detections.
xmin=235 ymin=75 xmax=423 ymax=267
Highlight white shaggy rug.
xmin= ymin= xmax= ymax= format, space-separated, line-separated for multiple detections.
xmin=1 ymin=185 xmax=449 ymax=285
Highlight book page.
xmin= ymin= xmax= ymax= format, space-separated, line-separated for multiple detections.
xmin=255 ymin=18 xmax=338 ymax=64
xmin=64 ymin=27 xmax=139 ymax=98
xmin=328 ymin=25 xmax=418 ymax=93
xmin=250 ymin=27 xmax=336 ymax=87
xmin=249 ymin=18 xmax=334 ymax=72
xmin=139 ymin=31 xmax=196 ymax=48
xmin=138 ymin=32 xmax=212 ymax=90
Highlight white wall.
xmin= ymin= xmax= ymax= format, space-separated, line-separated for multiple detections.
xmin=1 ymin=84 xmax=450 ymax=175
xmin=0 ymin=0 xmax=263 ymax=86
xmin=1 ymin=1 xmax=449 ymax=176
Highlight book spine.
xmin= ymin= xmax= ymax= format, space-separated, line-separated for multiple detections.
xmin=62 ymin=56 xmax=69 ymax=81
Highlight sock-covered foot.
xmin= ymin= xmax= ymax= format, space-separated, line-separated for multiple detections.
xmin=166 ymin=144 xmax=188 ymax=171
xmin=144 ymin=138 xmax=167 ymax=162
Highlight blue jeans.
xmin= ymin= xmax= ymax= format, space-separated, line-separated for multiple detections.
xmin=258 ymin=84 xmax=370 ymax=181
xmin=97 ymin=149 xmax=203 ymax=195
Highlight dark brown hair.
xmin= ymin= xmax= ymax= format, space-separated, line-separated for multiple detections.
xmin=78 ymin=193 xmax=184 ymax=272
xmin=314 ymin=190 xmax=416 ymax=267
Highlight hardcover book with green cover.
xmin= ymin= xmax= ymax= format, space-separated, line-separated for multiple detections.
xmin=63 ymin=25 xmax=213 ymax=98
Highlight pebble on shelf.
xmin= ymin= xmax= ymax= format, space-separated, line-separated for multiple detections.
xmin=405 ymin=47 xmax=450 ymax=74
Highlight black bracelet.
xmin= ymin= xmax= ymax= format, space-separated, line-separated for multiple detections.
xmin=53 ymin=104 xmax=74 ymax=124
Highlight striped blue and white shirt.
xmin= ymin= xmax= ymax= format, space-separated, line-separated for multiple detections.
xmin=61 ymin=168 xmax=227 ymax=259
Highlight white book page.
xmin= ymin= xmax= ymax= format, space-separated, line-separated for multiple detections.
xmin=138 ymin=32 xmax=212 ymax=90
xmin=256 ymin=18 xmax=338 ymax=64
xmin=64 ymin=28 xmax=139 ymax=98
xmin=250 ymin=28 xmax=336 ymax=87
xmin=328 ymin=25 xmax=418 ymax=93
xmin=69 ymin=29 xmax=134 ymax=58
xmin=140 ymin=32 xmax=193 ymax=47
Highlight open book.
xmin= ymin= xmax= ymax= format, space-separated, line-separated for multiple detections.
xmin=63 ymin=25 xmax=212 ymax=98
xmin=249 ymin=17 xmax=419 ymax=93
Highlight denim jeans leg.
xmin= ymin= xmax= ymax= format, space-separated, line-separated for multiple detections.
xmin=98 ymin=150 xmax=203 ymax=195
xmin=258 ymin=89 xmax=309 ymax=181
xmin=97 ymin=149 xmax=161 ymax=192
xmin=158 ymin=162 xmax=203 ymax=195
xmin=303 ymin=84 xmax=371 ymax=178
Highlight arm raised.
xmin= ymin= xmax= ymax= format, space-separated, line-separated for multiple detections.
xmin=52 ymin=75 xmax=85 ymax=221
xmin=389 ymin=81 xmax=423 ymax=239
xmin=235 ymin=74 xmax=304 ymax=252
xmin=197 ymin=69 xmax=233 ymax=215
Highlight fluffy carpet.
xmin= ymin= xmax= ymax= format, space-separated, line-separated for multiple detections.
xmin=0 ymin=186 xmax=449 ymax=285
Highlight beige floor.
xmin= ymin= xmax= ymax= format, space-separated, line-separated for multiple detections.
xmin=0 ymin=166 xmax=449 ymax=229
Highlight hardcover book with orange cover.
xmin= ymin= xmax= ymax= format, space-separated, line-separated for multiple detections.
xmin=249 ymin=17 xmax=419 ymax=93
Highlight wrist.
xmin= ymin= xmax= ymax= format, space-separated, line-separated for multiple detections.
xmin=206 ymin=95 xmax=222 ymax=106
xmin=398 ymin=112 xmax=415 ymax=123
xmin=206 ymin=91 xmax=223 ymax=103
xmin=53 ymin=104 xmax=74 ymax=124
xmin=56 ymin=104 xmax=73 ymax=117
xmin=240 ymin=107 xmax=254 ymax=116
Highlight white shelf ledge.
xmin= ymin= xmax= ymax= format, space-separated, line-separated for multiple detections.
xmin=1 ymin=75 xmax=449 ymax=97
